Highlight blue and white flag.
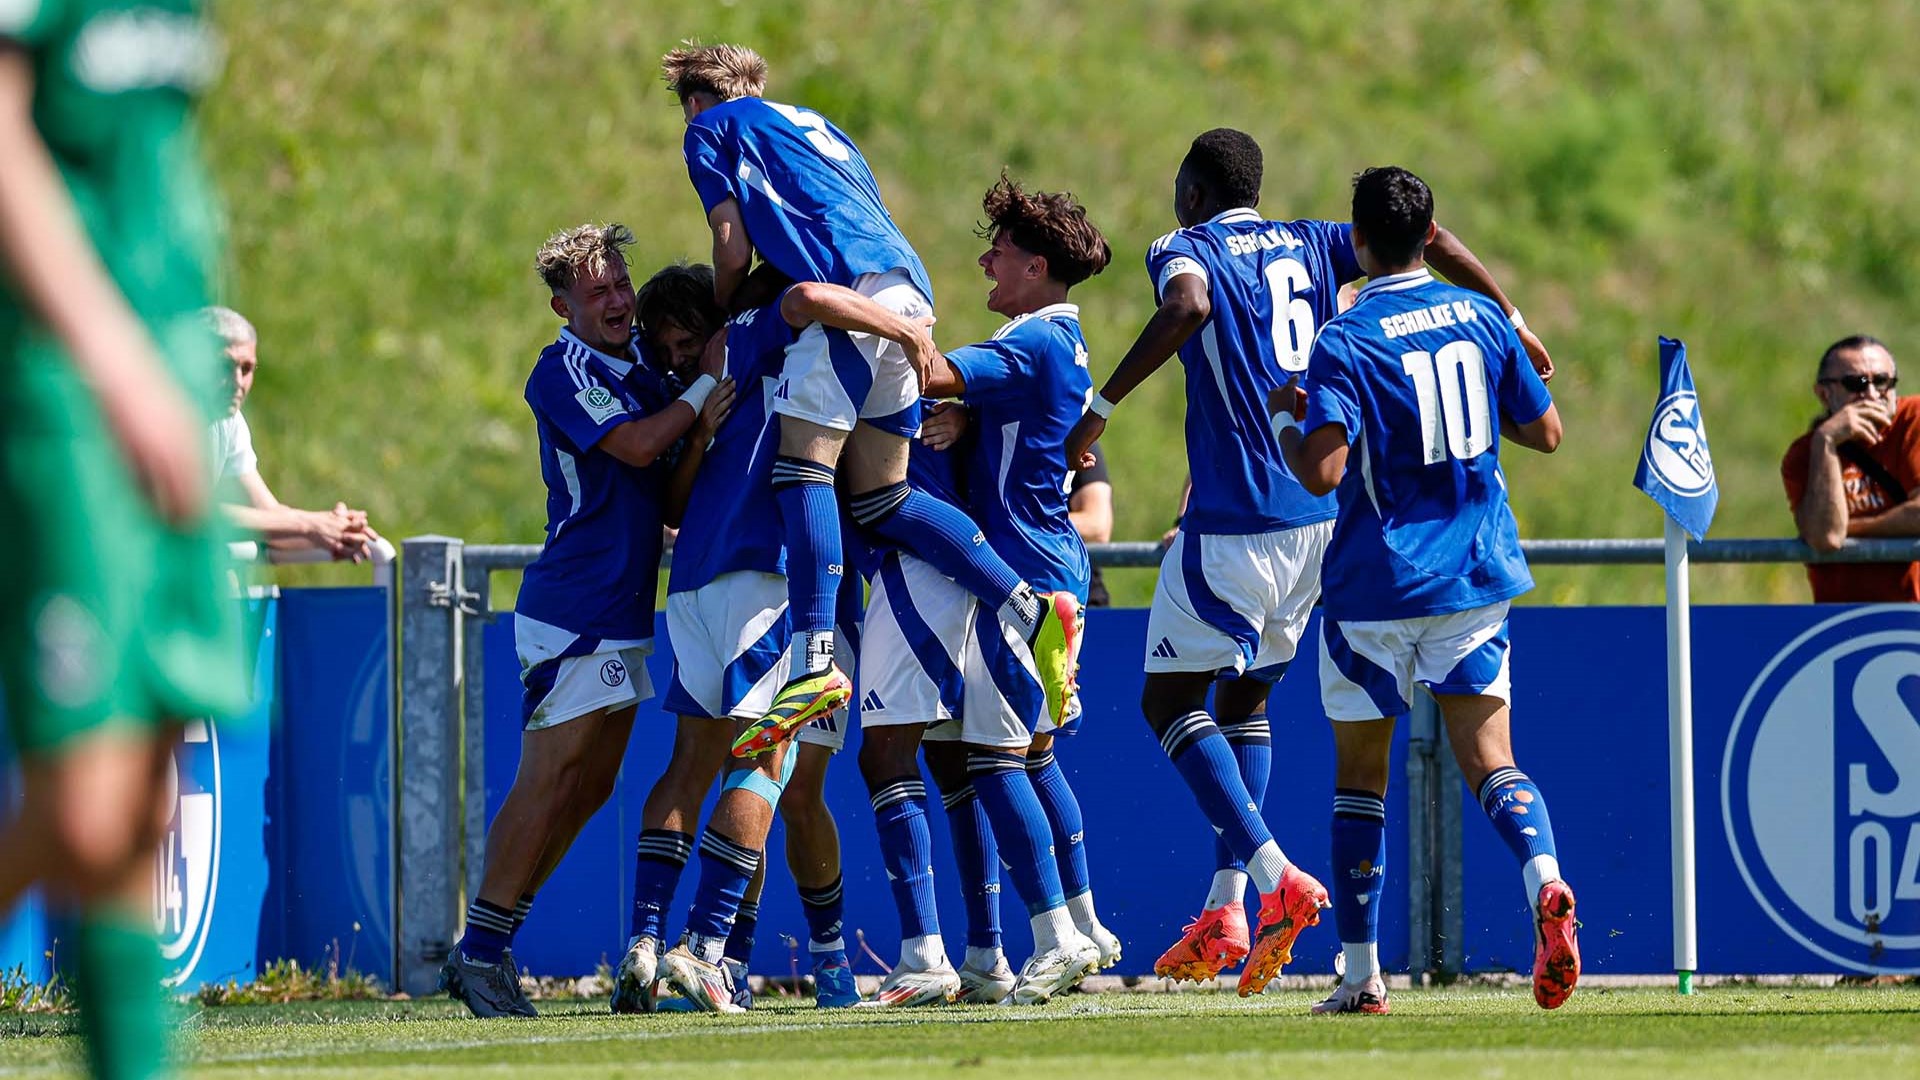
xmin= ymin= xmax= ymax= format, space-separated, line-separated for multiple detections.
xmin=1634 ymin=336 xmax=1719 ymax=540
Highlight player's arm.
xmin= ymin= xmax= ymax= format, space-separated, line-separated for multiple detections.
xmin=1065 ymin=273 xmax=1210 ymax=468
xmin=0 ymin=46 xmax=208 ymax=523
xmin=1425 ymin=225 xmax=1553 ymax=380
xmin=660 ymin=331 xmax=736 ymax=528
xmin=598 ymin=337 xmax=734 ymax=469
xmin=1501 ymin=404 xmax=1563 ymax=454
xmin=1271 ymin=379 xmax=1350 ymax=497
xmin=779 ymin=279 xmax=941 ymax=390
xmin=707 ymin=198 xmax=754 ymax=308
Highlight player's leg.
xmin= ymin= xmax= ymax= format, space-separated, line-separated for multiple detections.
xmin=449 ymin=700 xmax=632 ymax=1017
xmin=1024 ymin=733 xmax=1119 ymax=972
xmin=764 ymin=414 xmax=855 ymax=726
xmin=659 ymin=857 xmax=762 ymax=1014
xmin=1313 ymin=715 xmax=1394 ymax=1015
xmin=925 ymin=741 xmax=1012 ymax=1002
xmin=784 ymin=738 xmax=858 ymax=1007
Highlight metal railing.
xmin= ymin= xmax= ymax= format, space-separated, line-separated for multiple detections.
xmin=389 ymin=534 xmax=1920 ymax=992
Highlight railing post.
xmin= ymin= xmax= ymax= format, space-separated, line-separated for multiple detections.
xmin=460 ymin=554 xmax=491 ymax=908
xmin=1436 ymin=706 xmax=1465 ymax=977
xmin=1406 ymin=693 xmax=1437 ymax=980
xmin=397 ymin=535 xmax=467 ymax=995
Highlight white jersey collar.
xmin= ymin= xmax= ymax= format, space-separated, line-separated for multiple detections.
xmin=1208 ymin=207 xmax=1263 ymax=226
xmin=1356 ymin=269 xmax=1434 ymax=301
xmin=560 ymin=327 xmax=638 ymax=378
xmin=992 ymin=303 xmax=1080 ymax=340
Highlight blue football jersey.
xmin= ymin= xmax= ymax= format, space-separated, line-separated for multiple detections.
xmin=668 ymin=299 xmax=800 ymax=594
xmin=518 ymin=329 xmax=676 ymax=641
xmin=684 ymin=97 xmax=932 ymax=305
xmin=947 ymin=303 xmax=1094 ymax=599
xmin=1303 ymin=270 xmax=1554 ymax=621
xmin=1145 ymin=209 xmax=1363 ymax=534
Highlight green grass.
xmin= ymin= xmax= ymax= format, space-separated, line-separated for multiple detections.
xmin=4 ymin=986 xmax=1918 ymax=1077
xmin=199 ymin=1 xmax=1920 ymax=605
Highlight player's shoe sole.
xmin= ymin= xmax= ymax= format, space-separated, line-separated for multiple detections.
xmin=1154 ymin=902 xmax=1251 ymax=983
xmin=1312 ymin=978 xmax=1391 ymax=1015
xmin=1533 ymin=879 xmax=1581 ymax=1009
xmin=1028 ymin=593 xmax=1084 ymax=727
xmin=732 ymin=666 xmax=851 ymax=758
xmin=1238 ymin=866 xmax=1330 ymax=997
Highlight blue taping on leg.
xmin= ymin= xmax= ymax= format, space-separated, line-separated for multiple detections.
xmin=722 ymin=746 xmax=799 ymax=808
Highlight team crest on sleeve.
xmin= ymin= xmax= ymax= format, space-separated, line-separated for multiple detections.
xmin=1723 ymin=607 xmax=1920 ymax=973
xmin=575 ymin=384 xmax=625 ymax=424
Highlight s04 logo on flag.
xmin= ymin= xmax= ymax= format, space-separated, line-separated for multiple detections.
xmin=1634 ymin=337 xmax=1719 ymax=539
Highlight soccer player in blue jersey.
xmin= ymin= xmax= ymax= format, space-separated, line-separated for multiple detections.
xmin=858 ymin=176 xmax=1114 ymax=1006
xmin=640 ymin=269 xmax=941 ymax=1014
xmin=662 ymin=44 xmax=1083 ymax=760
xmin=1278 ymin=166 xmax=1576 ymax=1014
xmin=441 ymin=225 xmax=733 ymax=1018
xmin=1064 ymin=129 xmax=1553 ymax=994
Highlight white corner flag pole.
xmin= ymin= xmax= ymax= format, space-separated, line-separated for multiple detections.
xmin=1664 ymin=517 xmax=1698 ymax=994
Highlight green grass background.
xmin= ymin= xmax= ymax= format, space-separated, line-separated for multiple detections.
xmin=201 ymin=1 xmax=1920 ymax=606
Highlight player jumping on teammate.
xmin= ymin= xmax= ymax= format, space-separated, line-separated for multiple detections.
xmin=1276 ymin=165 xmax=1577 ymax=1015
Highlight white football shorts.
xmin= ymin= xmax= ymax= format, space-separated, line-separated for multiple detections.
xmin=857 ymin=552 xmax=1077 ymax=750
xmin=1319 ymin=600 xmax=1513 ymax=721
xmin=515 ymin=612 xmax=655 ymax=732
xmin=661 ymin=571 xmax=846 ymax=751
xmin=773 ymin=269 xmax=930 ymax=434
xmin=1144 ymin=520 xmax=1332 ymax=682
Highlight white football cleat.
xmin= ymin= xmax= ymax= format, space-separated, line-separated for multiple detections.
xmin=1011 ymin=932 xmax=1100 ymax=1005
xmin=1311 ymin=975 xmax=1391 ymax=1015
xmin=656 ymin=943 xmax=746 ymax=1014
xmin=956 ymin=955 xmax=1017 ymax=1004
xmin=1082 ymin=920 xmax=1123 ymax=971
xmin=859 ymin=962 xmax=961 ymax=1008
xmin=610 ymin=936 xmax=658 ymax=1014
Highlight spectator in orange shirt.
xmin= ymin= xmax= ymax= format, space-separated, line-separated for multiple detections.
xmin=1781 ymin=335 xmax=1920 ymax=601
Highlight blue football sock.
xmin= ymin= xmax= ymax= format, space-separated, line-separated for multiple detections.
xmin=773 ymin=456 xmax=843 ymax=674
xmin=942 ymin=782 xmax=1003 ymax=949
xmin=1158 ymin=711 xmax=1285 ymax=886
xmin=1478 ymin=766 xmax=1562 ymax=902
xmin=968 ymin=751 xmax=1066 ymax=917
xmin=1026 ymin=749 xmax=1091 ymax=900
xmin=630 ymin=829 xmax=693 ymax=942
xmin=684 ymin=829 xmax=761 ymax=943
xmin=797 ymin=876 xmax=847 ymax=959
xmin=1331 ymin=788 xmax=1387 ymax=946
xmin=871 ymin=776 xmax=940 ymax=943
xmin=1216 ymin=714 xmax=1272 ymax=872
xmin=458 ymin=898 xmax=515 ymax=965
xmin=851 ymin=482 xmax=1040 ymax=633
xmin=724 ymin=899 xmax=759 ymax=966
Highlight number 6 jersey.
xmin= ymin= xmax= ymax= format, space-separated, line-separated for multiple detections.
xmin=1302 ymin=269 xmax=1554 ymax=622
xmin=1146 ymin=209 xmax=1362 ymax=535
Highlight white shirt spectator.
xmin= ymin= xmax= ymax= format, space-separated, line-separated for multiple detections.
xmin=209 ymin=411 xmax=258 ymax=482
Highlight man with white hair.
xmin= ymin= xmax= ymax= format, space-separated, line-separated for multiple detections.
xmin=203 ymin=305 xmax=379 ymax=560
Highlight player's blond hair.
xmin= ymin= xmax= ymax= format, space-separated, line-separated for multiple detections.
xmin=534 ymin=223 xmax=635 ymax=294
xmin=660 ymin=41 xmax=768 ymax=102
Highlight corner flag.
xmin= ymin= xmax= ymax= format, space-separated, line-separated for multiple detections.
xmin=1634 ymin=337 xmax=1719 ymax=540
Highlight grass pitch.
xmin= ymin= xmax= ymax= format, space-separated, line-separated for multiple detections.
xmin=3 ymin=985 xmax=1917 ymax=1078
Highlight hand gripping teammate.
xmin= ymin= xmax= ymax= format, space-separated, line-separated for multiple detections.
xmin=662 ymin=43 xmax=1082 ymax=761
xmin=1063 ymin=129 xmax=1551 ymax=995
xmin=0 ymin=5 xmax=248 ymax=1075
xmin=857 ymin=176 xmax=1114 ymax=1006
xmin=441 ymin=226 xmax=731 ymax=1018
xmin=1277 ymin=166 xmax=1577 ymax=1015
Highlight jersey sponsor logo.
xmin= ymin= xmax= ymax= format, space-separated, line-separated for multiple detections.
xmin=1152 ymin=637 xmax=1180 ymax=660
xmin=1644 ymin=391 xmax=1715 ymax=497
xmin=575 ymin=385 xmax=626 ymax=425
xmin=599 ymin=657 xmax=628 ymax=687
xmin=73 ymin=9 xmax=223 ymax=95
xmin=1724 ymin=607 xmax=1920 ymax=973
xmin=156 ymin=718 xmax=221 ymax=986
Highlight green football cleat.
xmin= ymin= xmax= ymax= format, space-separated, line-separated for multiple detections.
xmin=1028 ymin=592 xmax=1085 ymax=727
xmin=731 ymin=665 xmax=852 ymax=758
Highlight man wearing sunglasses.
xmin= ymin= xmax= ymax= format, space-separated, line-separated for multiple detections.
xmin=1782 ymin=334 xmax=1920 ymax=601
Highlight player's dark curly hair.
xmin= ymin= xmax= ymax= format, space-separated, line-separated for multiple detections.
xmin=635 ymin=262 xmax=726 ymax=343
xmin=1351 ymin=166 xmax=1434 ymax=266
xmin=1182 ymin=128 xmax=1263 ymax=210
xmin=975 ymin=172 xmax=1112 ymax=287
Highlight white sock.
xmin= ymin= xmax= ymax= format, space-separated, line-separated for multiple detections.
xmin=1341 ymin=941 xmax=1380 ymax=985
xmin=1523 ymin=854 xmax=1562 ymax=912
xmin=1204 ymin=869 xmax=1248 ymax=911
xmin=899 ymin=934 xmax=946 ymax=971
xmin=687 ymin=932 xmax=726 ymax=965
xmin=1246 ymin=840 xmax=1290 ymax=896
xmin=1030 ymin=906 xmax=1076 ymax=952
xmin=1066 ymin=891 xmax=1100 ymax=935
xmin=964 ymin=945 xmax=1004 ymax=972
xmin=792 ymin=630 xmax=836 ymax=679
xmin=999 ymin=583 xmax=1042 ymax=638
